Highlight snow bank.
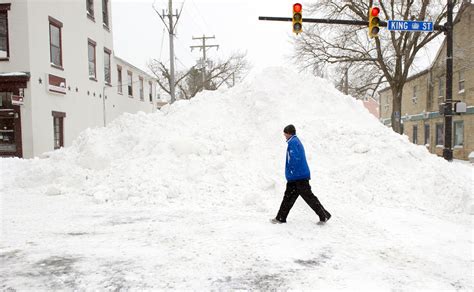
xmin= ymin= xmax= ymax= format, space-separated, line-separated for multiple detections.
xmin=1 ymin=67 xmax=472 ymax=215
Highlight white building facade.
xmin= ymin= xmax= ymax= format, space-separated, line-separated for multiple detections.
xmin=0 ymin=0 xmax=160 ymax=158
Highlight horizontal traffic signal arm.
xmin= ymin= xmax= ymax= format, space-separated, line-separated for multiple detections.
xmin=259 ymin=16 xmax=380 ymax=26
xmin=258 ymin=16 xmax=446 ymax=31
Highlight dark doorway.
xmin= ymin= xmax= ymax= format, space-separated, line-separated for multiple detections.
xmin=0 ymin=92 xmax=22 ymax=157
xmin=0 ymin=74 xmax=29 ymax=158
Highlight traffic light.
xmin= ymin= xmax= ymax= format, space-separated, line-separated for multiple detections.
xmin=293 ymin=3 xmax=303 ymax=34
xmin=369 ymin=6 xmax=380 ymax=38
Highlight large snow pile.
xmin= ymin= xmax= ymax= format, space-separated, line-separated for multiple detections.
xmin=1 ymin=67 xmax=472 ymax=216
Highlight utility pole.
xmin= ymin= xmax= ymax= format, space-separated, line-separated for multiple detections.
xmin=167 ymin=0 xmax=176 ymax=103
xmin=443 ymin=0 xmax=454 ymax=161
xmin=154 ymin=0 xmax=181 ymax=103
xmin=190 ymin=35 xmax=219 ymax=90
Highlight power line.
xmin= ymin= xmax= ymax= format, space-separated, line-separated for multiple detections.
xmin=174 ymin=36 xmax=197 ymax=61
xmin=182 ymin=2 xmax=206 ymax=33
xmin=190 ymin=0 xmax=214 ymax=35
xmin=175 ymin=57 xmax=188 ymax=69
xmin=159 ymin=28 xmax=166 ymax=61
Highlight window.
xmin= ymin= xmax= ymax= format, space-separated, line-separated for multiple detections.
xmin=102 ymin=0 xmax=109 ymax=27
xmin=412 ymin=125 xmax=418 ymax=144
xmin=139 ymin=77 xmax=144 ymax=101
xmin=86 ymin=0 xmax=94 ymax=19
xmin=52 ymin=111 xmax=66 ymax=150
xmin=458 ymin=71 xmax=465 ymax=93
xmin=0 ymin=4 xmax=10 ymax=59
xmin=53 ymin=117 xmax=62 ymax=149
xmin=117 ymin=66 xmax=122 ymax=94
xmin=438 ymin=77 xmax=444 ymax=98
xmin=427 ymin=85 xmax=433 ymax=108
xmin=49 ymin=17 xmax=63 ymax=68
xmin=436 ymin=123 xmax=444 ymax=146
xmin=104 ymin=48 xmax=111 ymax=84
xmin=424 ymin=124 xmax=430 ymax=145
xmin=412 ymin=85 xmax=418 ymax=104
xmin=88 ymin=39 xmax=96 ymax=80
xmin=453 ymin=121 xmax=464 ymax=147
xmin=149 ymin=81 xmax=153 ymax=102
xmin=383 ymin=95 xmax=389 ymax=112
xmin=127 ymin=71 xmax=133 ymax=97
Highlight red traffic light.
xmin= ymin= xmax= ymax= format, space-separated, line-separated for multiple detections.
xmin=293 ymin=3 xmax=302 ymax=13
xmin=371 ymin=7 xmax=380 ymax=17
xmin=368 ymin=7 xmax=380 ymax=38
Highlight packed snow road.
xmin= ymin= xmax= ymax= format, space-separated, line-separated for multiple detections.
xmin=1 ymin=188 xmax=472 ymax=290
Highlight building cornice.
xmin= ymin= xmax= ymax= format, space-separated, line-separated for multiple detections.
xmin=114 ymin=56 xmax=157 ymax=81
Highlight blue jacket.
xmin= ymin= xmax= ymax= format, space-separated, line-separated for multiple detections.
xmin=285 ymin=135 xmax=311 ymax=182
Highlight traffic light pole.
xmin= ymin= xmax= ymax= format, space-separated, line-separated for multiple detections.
xmin=259 ymin=12 xmax=453 ymax=161
xmin=443 ymin=0 xmax=454 ymax=161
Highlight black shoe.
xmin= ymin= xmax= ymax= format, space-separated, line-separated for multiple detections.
xmin=270 ymin=218 xmax=286 ymax=224
xmin=324 ymin=212 xmax=331 ymax=222
xmin=318 ymin=213 xmax=331 ymax=225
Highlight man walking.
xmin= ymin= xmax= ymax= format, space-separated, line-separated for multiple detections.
xmin=271 ymin=124 xmax=331 ymax=224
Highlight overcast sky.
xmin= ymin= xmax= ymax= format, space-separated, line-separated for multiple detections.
xmin=111 ymin=0 xmax=445 ymax=79
xmin=111 ymin=0 xmax=301 ymax=75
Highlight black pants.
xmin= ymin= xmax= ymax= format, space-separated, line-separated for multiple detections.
xmin=276 ymin=180 xmax=330 ymax=222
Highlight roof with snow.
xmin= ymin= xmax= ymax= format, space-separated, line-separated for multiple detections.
xmin=0 ymin=72 xmax=30 ymax=77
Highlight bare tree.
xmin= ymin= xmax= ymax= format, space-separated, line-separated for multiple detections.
xmin=148 ymin=52 xmax=250 ymax=100
xmin=147 ymin=60 xmax=193 ymax=99
xmin=294 ymin=0 xmax=461 ymax=133
xmin=334 ymin=62 xmax=385 ymax=100
xmin=206 ymin=53 xmax=250 ymax=88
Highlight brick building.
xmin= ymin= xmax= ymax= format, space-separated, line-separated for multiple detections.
xmin=379 ymin=2 xmax=474 ymax=160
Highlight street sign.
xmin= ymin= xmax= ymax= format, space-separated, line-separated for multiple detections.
xmin=387 ymin=20 xmax=433 ymax=32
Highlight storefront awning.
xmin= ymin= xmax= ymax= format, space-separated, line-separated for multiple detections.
xmin=0 ymin=72 xmax=30 ymax=90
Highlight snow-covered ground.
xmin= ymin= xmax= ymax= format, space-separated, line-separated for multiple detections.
xmin=1 ymin=68 xmax=473 ymax=290
xmin=454 ymin=159 xmax=474 ymax=167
